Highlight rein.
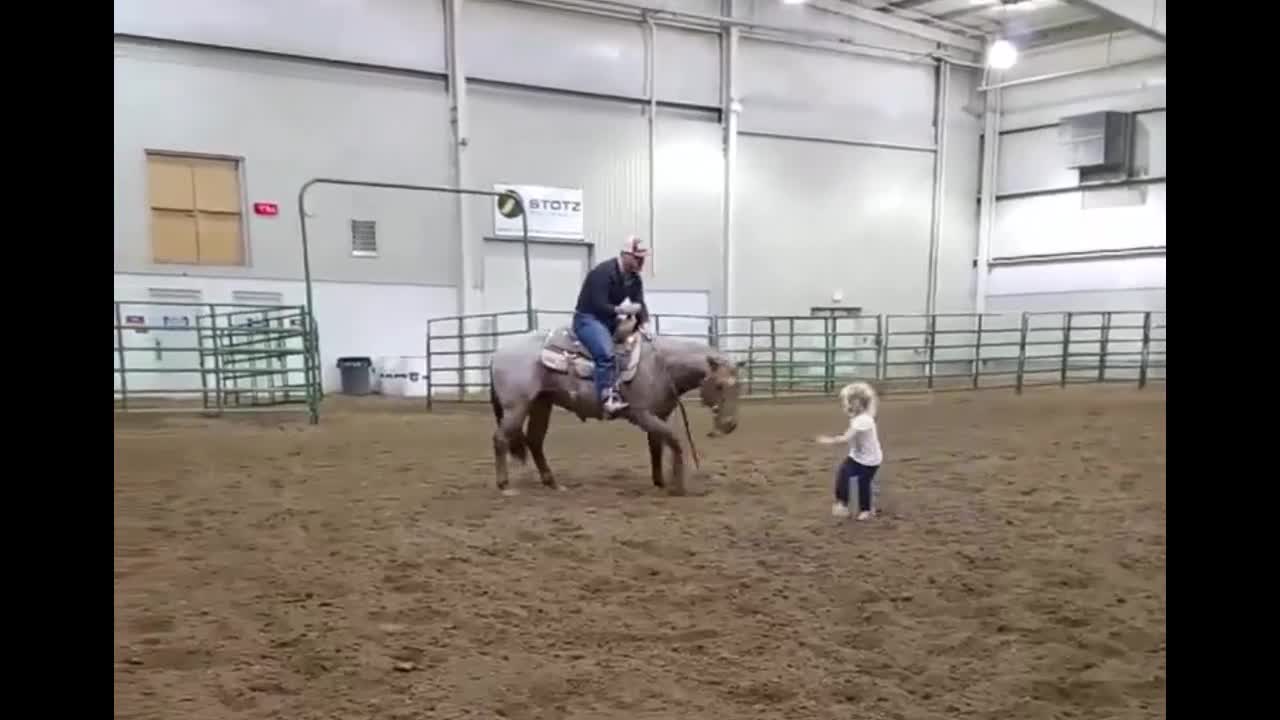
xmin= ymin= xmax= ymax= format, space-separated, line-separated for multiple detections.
xmin=672 ymin=380 xmax=702 ymax=471
xmin=645 ymin=334 xmax=701 ymax=470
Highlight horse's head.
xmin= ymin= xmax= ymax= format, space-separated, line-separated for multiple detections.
xmin=700 ymin=355 xmax=745 ymax=435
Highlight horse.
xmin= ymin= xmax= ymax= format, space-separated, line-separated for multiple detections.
xmin=487 ymin=320 xmax=743 ymax=496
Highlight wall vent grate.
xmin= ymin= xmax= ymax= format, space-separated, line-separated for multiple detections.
xmin=147 ymin=288 xmax=202 ymax=303
xmin=351 ymin=219 xmax=377 ymax=257
xmin=232 ymin=291 xmax=284 ymax=306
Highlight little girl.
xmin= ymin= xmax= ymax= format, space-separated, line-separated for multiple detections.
xmin=816 ymin=381 xmax=883 ymax=521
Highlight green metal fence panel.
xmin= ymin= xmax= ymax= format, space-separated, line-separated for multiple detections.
xmin=115 ymin=302 xmax=1168 ymax=417
xmin=114 ymin=300 xmax=321 ymax=422
xmin=123 ymin=302 xmax=1166 ymax=420
xmin=300 ymin=307 xmax=1167 ymax=413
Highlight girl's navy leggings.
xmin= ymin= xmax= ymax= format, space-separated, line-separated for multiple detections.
xmin=835 ymin=457 xmax=880 ymax=512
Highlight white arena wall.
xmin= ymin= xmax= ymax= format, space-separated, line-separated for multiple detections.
xmin=114 ymin=0 xmax=1165 ymax=399
xmin=985 ymin=33 xmax=1166 ymax=314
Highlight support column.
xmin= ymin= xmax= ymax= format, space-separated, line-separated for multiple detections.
xmin=445 ymin=0 xmax=474 ymax=315
xmin=646 ymin=15 xmax=658 ymax=277
xmin=445 ymin=0 xmax=484 ymax=395
xmin=975 ymin=81 xmax=1001 ymax=315
xmin=926 ymin=59 xmax=950 ymax=316
xmin=720 ymin=17 xmax=740 ymax=317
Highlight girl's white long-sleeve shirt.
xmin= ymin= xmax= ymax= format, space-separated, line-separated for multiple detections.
xmin=841 ymin=412 xmax=883 ymax=466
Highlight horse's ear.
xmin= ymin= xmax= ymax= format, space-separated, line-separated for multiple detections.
xmin=735 ymin=360 xmax=747 ymax=370
xmin=706 ymin=354 xmax=722 ymax=371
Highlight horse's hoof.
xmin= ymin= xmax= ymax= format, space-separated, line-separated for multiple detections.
xmin=500 ymin=488 xmax=520 ymax=497
xmin=666 ymin=486 xmax=687 ymax=497
xmin=554 ymin=484 xmax=568 ymax=493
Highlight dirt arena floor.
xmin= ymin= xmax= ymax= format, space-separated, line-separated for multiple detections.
xmin=115 ymin=385 xmax=1165 ymax=720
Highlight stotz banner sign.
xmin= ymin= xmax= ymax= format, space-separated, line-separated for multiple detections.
xmin=493 ymin=184 xmax=584 ymax=240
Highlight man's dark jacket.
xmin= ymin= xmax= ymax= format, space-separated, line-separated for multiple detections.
xmin=574 ymin=259 xmax=649 ymax=333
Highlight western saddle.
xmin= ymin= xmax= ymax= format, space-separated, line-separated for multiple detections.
xmin=539 ymin=324 xmax=643 ymax=383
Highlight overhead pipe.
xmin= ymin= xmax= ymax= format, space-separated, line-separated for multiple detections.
xmin=988 ymin=246 xmax=1166 ymax=267
xmin=926 ymin=59 xmax=950 ymax=316
xmin=977 ymin=53 xmax=1166 ymax=91
xmin=996 ymin=175 xmax=1166 ymax=202
xmin=576 ymin=0 xmax=973 ymax=52
xmin=504 ymin=0 xmax=979 ymax=67
xmin=506 ymin=0 xmax=715 ymax=33
xmin=994 ymin=105 xmax=1165 ymax=137
xmin=737 ymin=129 xmax=934 ymax=154
xmin=806 ymin=0 xmax=984 ymax=52
xmin=937 ymin=55 xmax=984 ymax=69
xmin=739 ymin=28 xmax=973 ymax=68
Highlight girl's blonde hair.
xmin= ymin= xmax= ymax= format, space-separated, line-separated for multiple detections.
xmin=838 ymin=381 xmax=879 ymax=417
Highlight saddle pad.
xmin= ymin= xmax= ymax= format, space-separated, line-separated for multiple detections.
xmin=540 ymin=327 xmax=642 ymax=382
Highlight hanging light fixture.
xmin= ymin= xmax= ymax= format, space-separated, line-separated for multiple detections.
xmin=987 ymin=38 xmax=1018 ymax=69
xmin=986 ymin=1 xmax=1019 ymax=70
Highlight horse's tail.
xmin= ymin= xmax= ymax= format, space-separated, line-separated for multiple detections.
xmin=489 ymin=376 xmax=528 ymax=463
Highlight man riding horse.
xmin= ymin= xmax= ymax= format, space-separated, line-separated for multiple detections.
xmin=572 ymin=235 xmax=650 ymax=415
xmin=489 ymin=234 xmax=743 ymax=496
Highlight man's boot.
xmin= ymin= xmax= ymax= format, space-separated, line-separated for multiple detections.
xmin=602 ymin=389 xmax=629 ymax=416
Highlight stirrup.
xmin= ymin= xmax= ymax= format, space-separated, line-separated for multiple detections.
xmin=602 ymin=395 xmax=629 ymax=415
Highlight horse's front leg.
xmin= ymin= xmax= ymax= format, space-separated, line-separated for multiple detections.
xmin=647 ymin=432 xmax=664 ymax=489
xmin=631 ymin=410 xmax=684 ymax=496
xmin=646 ymin=409 xmax=675 ymax=489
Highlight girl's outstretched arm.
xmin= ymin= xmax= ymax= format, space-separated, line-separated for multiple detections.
xmin=816 ymin=419 xmax=857 ymax=445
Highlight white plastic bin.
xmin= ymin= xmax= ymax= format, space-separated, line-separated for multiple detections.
xmin=375 ymin=356 xmax=401 ymax=395
xmin=399 ymin=357 xmax=429 ymax=398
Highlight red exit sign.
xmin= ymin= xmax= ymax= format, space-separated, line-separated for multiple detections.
xmin=253 ymin=202 xmax=279 ymax=216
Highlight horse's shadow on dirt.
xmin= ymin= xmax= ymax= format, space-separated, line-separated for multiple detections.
xmin=502 ymin=467 xmax=716 ymax=498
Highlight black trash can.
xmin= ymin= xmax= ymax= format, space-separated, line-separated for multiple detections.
xmin=337 ymin=356 xmax=374 ymax=396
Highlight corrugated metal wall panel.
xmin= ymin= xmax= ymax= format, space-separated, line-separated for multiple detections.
xmin=733 ymin=135 xmax=935 ymax=316
xmin=115 ymin=0 xmax=448 ymax=73
xmin=737 ymin=39 xmax=936 ymax=147
xmin=986 ymin=259 xmax=1166 ymax=314
xmin=1134 ymin=111 xmax=1166 ymax=176
xmin=654 ymin=26 xmax=722 ymax=108
xmin=992 ymin=186 xmax=1166 ymax=258
xmin=466 ymin=85 xmax=648 ymax=286
xmin=653 ymin=109 xmax=724 ymax=295
xmin=464 ymin=0 xmax=719 ymax=106
xmin=985 ymin=288 xmax=1166 ymax=314
xmin=467 ymin=87 xmax=724 ymax=300
xmin=934 ymin=65 xmax=983 ymax=314
xmin=997 ymin=112 xmax=1168 ymax=196
xmin=1000 ymin=35 xmax=1165 ymax=130
xmin=113 ymin=39 xmax=457 ymax=285
xmin=992 ymin=42 xmax=1167 ymax=315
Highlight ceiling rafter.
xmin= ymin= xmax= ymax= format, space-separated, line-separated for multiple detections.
xmin=809 ymin=0 xmax=985 ymax=52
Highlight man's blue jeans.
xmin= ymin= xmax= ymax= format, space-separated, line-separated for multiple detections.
xmin=572 ymin=312 xmax=616 ymax=401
